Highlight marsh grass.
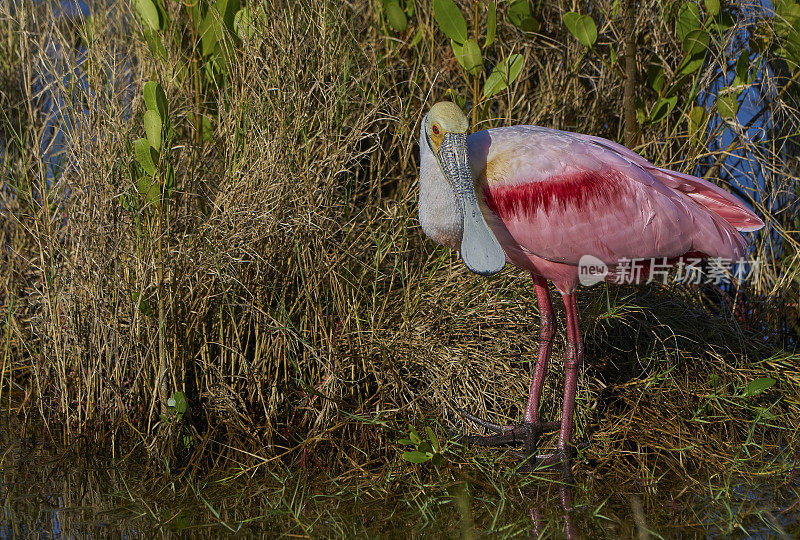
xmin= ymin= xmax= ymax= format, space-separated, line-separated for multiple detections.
xmin=0 ymin=0 xmax=799 ymax=534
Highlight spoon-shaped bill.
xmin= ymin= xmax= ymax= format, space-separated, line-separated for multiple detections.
xmin=438 ymin=133 xmax=506 ymax=276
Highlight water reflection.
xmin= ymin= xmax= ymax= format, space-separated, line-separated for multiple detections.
xmin=0 ymin=427 xmax=148 ymax=537
xmin=524 ymin=462 xmax=578 ymax=539
xmin=0 ymin=420 xmax=798 ymax=538
xmin=518 ymin=457 xmax=799 ymax=538
xmin=529 ymin=483 xmax=578 ymax=539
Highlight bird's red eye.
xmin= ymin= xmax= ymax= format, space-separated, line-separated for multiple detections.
xmin=432 ymin=124 xmax=440 ymax=135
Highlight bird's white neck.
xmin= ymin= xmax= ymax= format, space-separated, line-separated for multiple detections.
xmin=418 ymin=116 xmax=463 ymax=249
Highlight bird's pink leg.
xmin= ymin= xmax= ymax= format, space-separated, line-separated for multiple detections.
xmin=558 ymin=292 xmax=583 ymax=451
xmin=451 ymin=276 xmax=560 ymax=453
xmin=516 ymin=294 xmax=585 ymax=466
xmin=518 ymin=293 xmax=584 ymax=466
xmin=524 ymin=275 xmax=556 ymax=424
xmin=455 ymin=291 xmax=588 ymax=465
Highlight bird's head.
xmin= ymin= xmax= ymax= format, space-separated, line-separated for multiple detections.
xmin=422 ymin=101 xmax=506 ymax=276
xmin=424 ymin=101 xmax=469 ymax=154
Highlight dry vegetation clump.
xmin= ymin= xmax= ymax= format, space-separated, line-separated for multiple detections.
xmin=0 ymin=0 xmax=797 ymax=485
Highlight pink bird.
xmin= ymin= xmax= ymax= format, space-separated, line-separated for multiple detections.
xmin=418 ymin=101 xmax=764 ymax=463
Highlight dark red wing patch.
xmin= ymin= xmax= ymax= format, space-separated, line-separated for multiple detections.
xmin=483 ymin=170 xmax=627 ymax=218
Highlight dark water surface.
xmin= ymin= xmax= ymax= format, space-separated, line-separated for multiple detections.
xmin=1 ymin=416 xmax=798 ymax=538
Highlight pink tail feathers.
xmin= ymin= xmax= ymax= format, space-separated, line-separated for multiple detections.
xmin=648 ymin=167 xmax=764 ymax=233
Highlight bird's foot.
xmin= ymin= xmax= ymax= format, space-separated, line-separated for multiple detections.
xmin=451 ymin=406 xmax=560 ymax=454
xmin=514 ymin=440 xmax=592 ymax=470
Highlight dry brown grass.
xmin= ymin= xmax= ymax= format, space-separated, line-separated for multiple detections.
xmin=0 ymin=0 xmax=797 ymax=489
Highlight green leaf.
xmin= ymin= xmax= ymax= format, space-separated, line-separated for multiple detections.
xmin=453 ymin=38 xmax=482 ymax=75
xmin=202 ymin=114 xmax=214 ymax=141
xmin=134 ymin=0 xmax=160 ymax=30
xmin=132 ymin=292 xmax=155 ymax=318
xmin=417 ymin=440 xmax=433 ymax=454
xmin=689 ymin=105 xmax=707 ymax=140
xmin=81 ymin=16 xmax=96 ymax=45
xmin=409 ymin=426 xmax=421 ymax=444
xmin=682 ymin=28 xmax=710 ymax=56
xmin=143 ymin=110 xmax=162 ymax=151
xmin=402 ymin=450 xmax=432 ymax=463
xmin=403 ymin=0 xmax=414 ymax=17
xmin=143 ymin=81 xmax=168 ymax=121
xmin=563 ymin=12 xmax=579 ymax=35
xmin=120 ymin=193 xmax=134 ymax=213
xmin=431 ymin=453 xmax=445 ymax=467
xmin=664 ymin=95 xmax=678 ymax=114
xmin=199 ymin=10 xmax=222 ymax=57
xmin=649 ymin=95 xmax=677 ymax=123
xmin=398 ymin=438 xmax=415 ymax=445
xmin=508 ymin=0 xmax=531 ymax=26
xmin=713 ymin=10 xmax=735 ymax=33
xmin=734 ymin=49 xmax=750 ymax=85
xmin=136 ymin=175 xmax=160 ymax=205
xmin=743 ymin=377 xmax=776 ymax=398
xmin=410 ymin=26 xmax=424 ymax=47
xmin=679 ymin=53 xmax=705 ymax=75
xmin=233 ymin=7 xmax=254 ymax=39
xmin=609 ymin=45 xmax=617 ymax=65
xmin=678 ymin=28 xmax=709 ymax=74
xmin=384 ymin=0 xmax=408 ymax=32
xmin=519 ymin=16 xmax=539 ymax=33
xmin=426 ymin=426 xmax=440 ymax=452
xmin=676 ymin=3 xmax=702 ymax=44
xmin=134 ymin=138 xmax=158 ymax=176
xmin=215 ymin=0 xmax=240 ymax=33
xmin=211 ymin=41 xmax=230 ymax=75
xmin=749 ymin=23 xmax=771 ymax=54
xmin=508 ymin=0 xmax=538 ymax=32
xmin=140 ymin=297 xmax=155 ymax=318
xmin=752 ymin=406 xmax=777 ymax=420
xmin=776 ymin=0 xmax=800 ymax=22
xmin=143 ymin=27 xmax=167 ymax=63
xmin=647 ymin=63 xmax=665 ymax=93
xmin=636 ymin=100 xmax=646 ymax=125
xmin=445 ymin=87 xmax=467 ymax=110
xmin=717 ymin=92 xmax=738 ymax=119
xmin=450 ymin=39 xmax=462 ymax=59
xmin=433 ymin=0 xmax=467 ymax=44
xmin=485 ymin=1 xmax=496 ymax=48
xmin=482 ymin=53 xmax=524 ymax=98
xmin=563 ymin=12 xmax=597 ymax=48
xmin=705 ymin=0 xmax=720 ymax=17
xmin=170 ymin=391 xmax=188 ymax=414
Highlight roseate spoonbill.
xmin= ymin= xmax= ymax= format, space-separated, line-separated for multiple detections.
xmin=418 ymin=101 xmax=764 ymax=463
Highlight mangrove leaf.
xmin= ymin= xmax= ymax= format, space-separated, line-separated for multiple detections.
xmin=482 ymin=53 xmax=524 ymax=97
xmin=433 ymin=0 xmax=467 ymax=44
xmin=563 ymin=12 xmax=597 ymax=47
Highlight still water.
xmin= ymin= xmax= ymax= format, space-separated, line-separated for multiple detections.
xmin=1 ymin=417 xmax=797 ymax=538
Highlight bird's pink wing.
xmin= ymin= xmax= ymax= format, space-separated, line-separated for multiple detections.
xmin=577 ymin=134 xmax=764 ymax=232
xmin=474 ymin=128 xmax=747 ymax=267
